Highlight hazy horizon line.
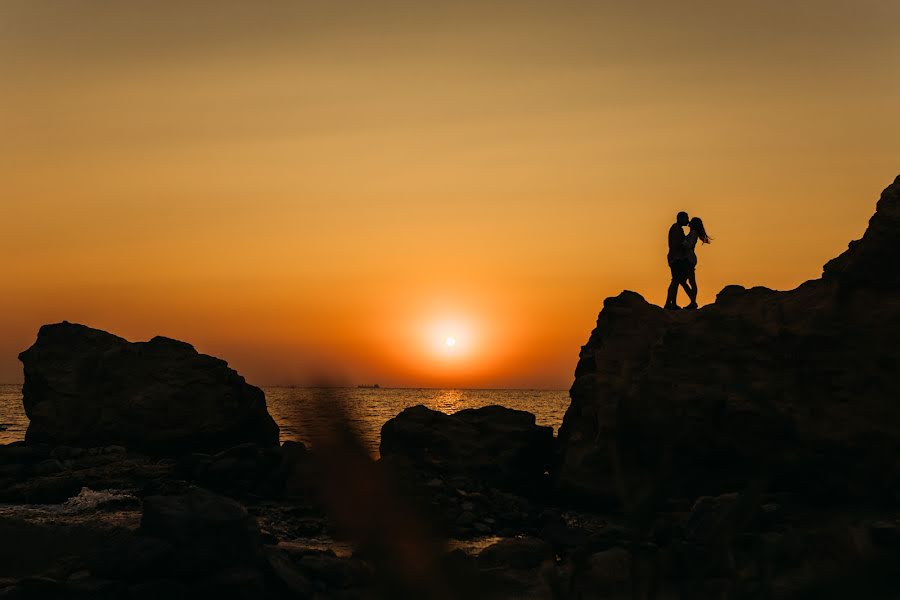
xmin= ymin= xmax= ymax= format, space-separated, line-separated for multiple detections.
xmin=265 ymin=385 xmax=569 ymax=392
xmin=0 ymin=382 xmax=568 ymax=393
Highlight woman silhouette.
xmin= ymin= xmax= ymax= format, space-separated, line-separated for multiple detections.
xmin=683 ymin=217 xmax=711 ymax=309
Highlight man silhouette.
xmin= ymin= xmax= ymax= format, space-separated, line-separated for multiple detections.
xmin=665 ymin=211 xmax=691 ymax=309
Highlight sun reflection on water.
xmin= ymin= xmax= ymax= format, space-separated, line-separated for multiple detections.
xmin=431 ymin=389 xmax=464 ymax=414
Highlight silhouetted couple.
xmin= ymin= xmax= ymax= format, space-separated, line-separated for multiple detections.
xmin=665 ymin=211 xmax=711 ymax=310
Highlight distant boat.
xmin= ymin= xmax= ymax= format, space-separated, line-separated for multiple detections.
xmin=357 ymin=384 xmax=381 ymax=389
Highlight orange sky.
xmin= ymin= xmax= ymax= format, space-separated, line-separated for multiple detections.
xmin=1 ymin=1 xmax=898 ymax=388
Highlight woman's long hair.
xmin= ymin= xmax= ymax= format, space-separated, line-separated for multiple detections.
xmin=690 ymin=217 xmax=711 ymax=244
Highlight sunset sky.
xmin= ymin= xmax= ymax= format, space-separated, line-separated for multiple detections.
xmin=1 ymin=1 xmax=898 ymax=389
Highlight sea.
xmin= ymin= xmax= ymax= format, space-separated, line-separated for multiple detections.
xmin=0 ymin=385 xmax=570 ymax=457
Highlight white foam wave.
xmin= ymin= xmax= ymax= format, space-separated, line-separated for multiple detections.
xmin=59 ymin=487 xmax=135 ymax=513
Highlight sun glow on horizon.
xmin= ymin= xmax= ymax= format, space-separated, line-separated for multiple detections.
xmin=428 ymin=319 xmax=471 ymax=358
xmin=367 ymin=288 xmax=531 ymax=388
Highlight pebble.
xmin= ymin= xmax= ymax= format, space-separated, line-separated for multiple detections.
xmin=456 ymin=511 xmax=476 ymax=526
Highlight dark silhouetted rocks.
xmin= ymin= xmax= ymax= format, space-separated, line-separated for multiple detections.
xmin=0 ymin=442 xmax=173 ymax=504
xmin=477 ymin=536 xmax=554 ymax=570
xmin=823 ymin=174 xmax=900 ymax=289
xmin=139 ymin=487 xmax=262 ymax=576
xmin=376 ymin=405 xmax=552 ymax=540
xmin=19 ymin=323 xmax=279 ymax=454
xmin=557 ymin=175 xmax=900 ymax=507
xmin=380 ymin=404 xmax=554 ymax=492
xmin=175 ymin=442 xmax=289 ymax=498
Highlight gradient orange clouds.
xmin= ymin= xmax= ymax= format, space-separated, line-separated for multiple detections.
xmin=1 ymin=1 xmax=898 ymax=388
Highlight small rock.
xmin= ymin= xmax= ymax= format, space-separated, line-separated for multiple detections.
xmin=478 ymin=537 xmax=554 ymax=570
xmin=685 ymin=493 xmax=741 ymax=543
xmin=586 ymin=547 xmax=631 ymax=588
xmin=140 ymin=487 xmax=261 ymax=574
xmin=0 ymin=464 xmax=25 ymax=479
xmin=1 ymin=474 xmax=85 ymax=503
xmin=456 ymin=511 xmax=476 ymax=527
xmin=32 ymin=459 xmax=65 ymax=476
xmin=259 ymin=530 xmax=278 ymax=545
xmin=264 ymin=547 xmax=312 ymax=596
xmin=0 ymin=444 xmax=52 ymax=464
xmin=191 ymin=567 xmax=265 ymax=597
xmin=51 ymin=447 xmax=85 ymax=460
xmin=18 ymin=577 xmax=62 ymax=596
xmin=65 ymin=577 xmax=122 ymax=597
xmin=298 ymin=552 xmax=370 ymax=588
xmin=128 ymin=579 xmax=187 ymax=600
xmin=89 ymin=535 xmax=175 ymax=580
xmin=66 ymin=570 xmax=91 ymax=583
xmin=758 ymin=502 xmax=785 ymax=531
xmin=871 ymin=520 xmax=900 ymax=549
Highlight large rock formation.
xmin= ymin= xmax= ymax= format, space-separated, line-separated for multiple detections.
xmin=381 ymin=404 xmax=554 ymax=492
xmin=556 ymin=175 xmax=900 ymax=507
xmin=19 ymin=323 xmax=279 ymax=453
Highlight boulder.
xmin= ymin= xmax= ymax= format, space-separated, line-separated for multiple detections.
xmin=478 ymin=537 xmax=554 ymax=570
xmin=380 ymin=404 xmax=554 ymax=491
xmin=176 ymin=442 xmax=287 ymax=497
xmin=140 ymin=487 xmax=261 ymax=575
xmin=262 ymin=547 xmax=313 ymax=597
xmin=584 ymin=547 xmax=631 ymax=590
xmin=556 ymin=175 xmax=900 ymax=506
xmin=89 ymin=536 xmax=175 ymax=581
xmin=276 ymin=440 xmax=315 ymax=498
xmin=19 ymin=323 xmax=278 ymax=454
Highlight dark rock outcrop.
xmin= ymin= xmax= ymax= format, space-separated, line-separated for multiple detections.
xmin=823 ymin=174 xmax=900 ymax=289
xmin=478 ymin=537 xmax=554 ymax=570
xmin=18 ymin=323 xmax=279 ymax=454
xmin=380 ymin=404 xmax=554 ymax=492
xmin=0 ymin=441 xmax=180 ymax=505
xmin=176 ymin=442 xmax=289 ymax=498
xmin=140 ymin=487 xmax=262 ymax=575
xmin=557 ymin=175 xmax=900 ymax=506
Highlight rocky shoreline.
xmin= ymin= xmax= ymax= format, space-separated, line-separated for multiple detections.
xmin=3 ymin=434 xmax=900 ymax=599
xmin=1 ymin=175 xmax=899 ymax=599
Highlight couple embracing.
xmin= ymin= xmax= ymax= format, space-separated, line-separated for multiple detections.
xmin=665 ymin=211 xmax=711 ymax=310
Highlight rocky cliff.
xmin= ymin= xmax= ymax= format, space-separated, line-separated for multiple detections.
xmin=556 ymin=175 xmax=900 ymax=507
xmin=19 ymin=323 xmax=279 ymax=453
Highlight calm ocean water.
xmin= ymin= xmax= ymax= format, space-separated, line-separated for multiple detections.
xmin=0 ymin=385 xmax=570 ymax=457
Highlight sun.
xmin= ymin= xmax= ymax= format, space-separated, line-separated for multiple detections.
xmin=422 ymin=316 xmax=473 ymax=359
